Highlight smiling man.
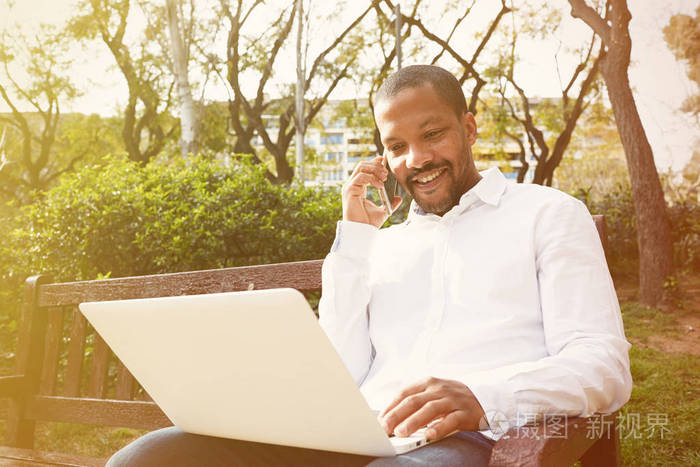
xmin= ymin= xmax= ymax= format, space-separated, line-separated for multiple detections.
xmin=318 ymin=64 xmax=632 ymax=465
xmin=375 ymin=74 xmax=480 ymax=217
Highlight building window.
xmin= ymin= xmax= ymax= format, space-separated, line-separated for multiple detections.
xmin=502 ymin=170 xmax=519 ymax=180
xmin=321 ymin=133 xmax=344 ymax=145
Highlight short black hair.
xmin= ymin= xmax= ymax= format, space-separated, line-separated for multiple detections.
xmin=375 ymin=65 xmax=468 ymax=118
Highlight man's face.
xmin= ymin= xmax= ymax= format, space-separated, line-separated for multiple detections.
xmin=375 ymin=84 xmax=479 ymax=216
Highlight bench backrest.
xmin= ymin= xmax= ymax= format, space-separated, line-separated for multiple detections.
xmin=4 ymin=215 xmax=607 ymax=449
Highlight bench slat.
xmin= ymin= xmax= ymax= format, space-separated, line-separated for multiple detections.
xmin=36 ymin=260 xmax=324 ymax=307
xmin=25 ymin=396 xmax=172 ymax=430
xmin=64 ymin=311 xmax=87 ymax=397
xmin=0 ymin=446 xmax=105 ymax=467
xmin=87 ymin=333 xmax=111 ymax=399
xmin=114 ymin=361 xmax=135 ymax=401
xmin=39 ymin=309 xmax=64 ymax=396
xmin=0 ymin=376 xmax=27 ymax=398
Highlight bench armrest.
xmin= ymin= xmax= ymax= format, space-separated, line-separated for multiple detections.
xmin=489 ymin=413 xmax=619 ymax=466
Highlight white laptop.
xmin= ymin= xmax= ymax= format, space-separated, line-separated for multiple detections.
xmin=79 ymin=288 xmax=434 ymax=457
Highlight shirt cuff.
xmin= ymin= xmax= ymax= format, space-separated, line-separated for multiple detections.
xmin=460 ymin=372 xmax=518 ymax=438
xmin=330 ymin=220 xmax=378 ymax=261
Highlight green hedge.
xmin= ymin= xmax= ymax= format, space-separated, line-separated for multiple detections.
xmin=0 ymin=154 xmax=341 ymax=321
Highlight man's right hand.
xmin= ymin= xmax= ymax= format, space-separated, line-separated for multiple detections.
xmin=342 ymin=156 xmax=402 ymax=228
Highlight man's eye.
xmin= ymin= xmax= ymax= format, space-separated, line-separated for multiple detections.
xmin=426 ymin=130 xmax=442 ymax=138
xmin=389 ymin=144 xmax=404 ymax=152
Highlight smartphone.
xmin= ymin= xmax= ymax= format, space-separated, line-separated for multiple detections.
xmin=379 ymin=155 xmax=399 ymax=217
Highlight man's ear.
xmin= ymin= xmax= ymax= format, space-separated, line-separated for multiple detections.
xmin=461 ymin=112 xmax=477 ymax=145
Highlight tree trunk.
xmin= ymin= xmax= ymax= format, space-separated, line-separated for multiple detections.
xmin=569 ymin=0 xmax=675 ymax=307
xmin=274 ymin=154 xmax=294 ymax=185
xmin=166 ymin=0 xmax=199 ymax=157
xmin=295 ymin=0 xmax=305 ymax=182
xmin=600 ymin=52 xmax=674 ymax=305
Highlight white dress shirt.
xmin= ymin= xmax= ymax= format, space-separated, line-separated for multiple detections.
xmin=318 ymin=167 xmax=632 ymax=438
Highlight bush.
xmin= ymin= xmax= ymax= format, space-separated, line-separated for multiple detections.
xmin=0 ymin=154 xmax=341 ymax=319
xmin=667 ymin=200 xmax=700 ymax=272
xmin=572 ymin=182 xmax=700 ymax=277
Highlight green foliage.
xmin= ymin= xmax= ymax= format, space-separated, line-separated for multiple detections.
xmin=0 ymin=154 xmax=340 ymax=316
xmin=573 ymin=181 xmax=700 ymax=277
xmin=198 ymin=103 xmax=230 ymax=154
xmin=574 ymin=184 xmax=638 ymax=275
xmin=555 ymin=102 xmax=629 ymax=199
xmin=328 ymin=99 xmax=374 ymax=132
xmin=664 ymin=7 xmax=700 ymax=116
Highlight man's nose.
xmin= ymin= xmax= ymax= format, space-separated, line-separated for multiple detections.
xmin=405 ymin=144 xmax=431 ymax=169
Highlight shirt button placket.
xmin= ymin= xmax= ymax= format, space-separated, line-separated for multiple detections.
xmin=423 ymin=219 xmax=451 ymax=365
xmin=400 ymin=222 xmax=444 ymax=381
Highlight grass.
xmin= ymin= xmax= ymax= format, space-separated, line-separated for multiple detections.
xmin=621 ymin=347 xmax=699 ymax=465
xmin=618 ymin=303 xmax=700 ymax=466
xmin=0 ymin=298 xmax=697 ymax=464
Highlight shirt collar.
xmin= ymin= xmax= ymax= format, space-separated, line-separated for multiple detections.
xmin=407 ymin=167 xmax=507 ymax=221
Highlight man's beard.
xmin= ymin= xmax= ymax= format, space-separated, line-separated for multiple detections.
xmin=405 ymin=161 xmax=466 ymax=216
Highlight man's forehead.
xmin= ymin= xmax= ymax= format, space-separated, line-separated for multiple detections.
xmin=375 ymin=87 xmax=453 ymax=140
xmin=375 ymin=83 xmax=438 ymax=112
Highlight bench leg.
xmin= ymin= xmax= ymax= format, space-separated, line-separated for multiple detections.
xmin=580 ymin=427 xmax=621 ymax=467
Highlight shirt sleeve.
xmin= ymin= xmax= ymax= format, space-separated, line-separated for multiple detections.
xmin=460 ymin=197 xmax=633 ymax=435
xmin=318 ymin=220 xmax=378 ymax=386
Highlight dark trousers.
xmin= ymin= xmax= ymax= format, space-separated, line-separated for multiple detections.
xmin=107 ymin=427 xmax=495 ymax=466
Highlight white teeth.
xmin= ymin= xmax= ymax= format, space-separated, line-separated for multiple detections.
xmin=415 ymin=168 xmax=444 ymax=184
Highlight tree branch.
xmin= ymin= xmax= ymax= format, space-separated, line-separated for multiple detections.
xmin=431 ymin=0 xmax=476 ymax=64
xmin=568 ymin=0 xmax=611 ymax=46
xmin=305 ymin=4 xmax=372 ymax=89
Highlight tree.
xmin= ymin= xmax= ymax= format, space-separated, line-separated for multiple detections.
xmin=484 ymin=11 xmax=604 ymax=186
xmin=68 ymin=0 xmax=178 ymax=164
xmin=0 ymin=25 xmax=81 ymax=201
xmin=474 ymin=95 xmax=531 ymax=181
xmin=664 ymin=6 xmax=700 ymax=118
xmin=569 ymin=0 xmax=674 ymax=306
xmin=218 ymin=0 xmax=372 ymax=183
xmin=166 ymin=0 xmax=200 ymax=156
xmin=366 ymin=0 xmax=511 ymax=154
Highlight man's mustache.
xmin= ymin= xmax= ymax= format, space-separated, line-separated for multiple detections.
xmin=407 ymin=162 xmax=450 ymax=183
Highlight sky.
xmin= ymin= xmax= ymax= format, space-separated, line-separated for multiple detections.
xmin=0 ymin=0 xmax=698 ymax=172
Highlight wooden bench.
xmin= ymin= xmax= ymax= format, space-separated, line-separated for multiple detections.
xmin=0 ymin=215 xmax=620 ymax=466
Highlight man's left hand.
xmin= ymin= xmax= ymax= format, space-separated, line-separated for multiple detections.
xmin=378 ymin=377 xmax=486 ymax=441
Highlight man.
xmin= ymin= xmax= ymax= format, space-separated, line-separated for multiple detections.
xmin=107 ymin=65 xmax=631 ymax=466
xmin=318 ymin=64 xmax=632 ymax=461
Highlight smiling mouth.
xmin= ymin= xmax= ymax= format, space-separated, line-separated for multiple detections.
xmin=412 ymin=167 xmax=447 ymax=186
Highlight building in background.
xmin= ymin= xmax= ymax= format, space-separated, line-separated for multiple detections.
xmin=250 ymin=98 xmax=545 ymax=186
